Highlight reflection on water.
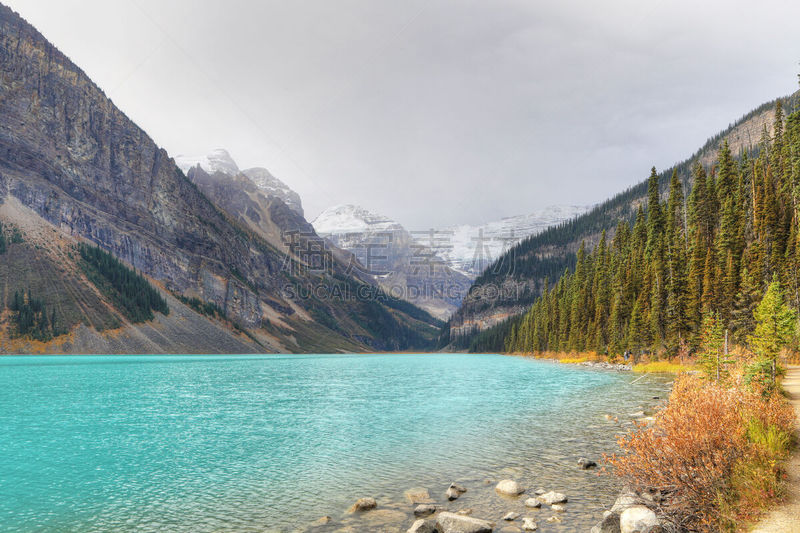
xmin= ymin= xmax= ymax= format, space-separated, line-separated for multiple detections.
xmin=0 ymin=354 xmax=668 ymax=532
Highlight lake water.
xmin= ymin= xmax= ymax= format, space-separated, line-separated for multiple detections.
xmin=0 ymin=354 xmax=668 ymax=532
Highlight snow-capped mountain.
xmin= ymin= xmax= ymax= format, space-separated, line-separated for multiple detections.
xmin=312 ymin=205 xmax=472 ymax=320
xmin=432 ymin=205 xmax=590 ymax=277
xmin=175 ymin=148 xmax=240 ymax=177
xmin=174 ymin=149 xmax=303 ymax=216
xmin=312 ymin=204 xmax=403 ymax=235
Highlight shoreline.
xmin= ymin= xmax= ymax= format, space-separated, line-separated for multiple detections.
xmin=308 ymin=356 xmax=671 ymax=533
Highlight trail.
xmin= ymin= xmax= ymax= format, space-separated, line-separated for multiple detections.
xmin=751 ymin=365 xmax=800 ymax=532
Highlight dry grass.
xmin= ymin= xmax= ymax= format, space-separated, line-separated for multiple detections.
xmin=632 ymin=361 xmax=695 ymax=374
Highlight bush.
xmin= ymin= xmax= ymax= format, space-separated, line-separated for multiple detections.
xmin=606 ymin=374 xmax=795 ymax=532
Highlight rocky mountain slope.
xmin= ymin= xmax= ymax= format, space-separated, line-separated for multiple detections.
xmin=444 ymin=90 xmax=800 ymax=345
xmin=175 ymin=149 xmax=304 ymax=217
xmin=0 ymin=4 xmax=440 ymax=353
xmin=313 ymin=204 xmax=473 ymax=319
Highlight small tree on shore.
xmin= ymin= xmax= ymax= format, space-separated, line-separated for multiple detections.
xmin=697 ymin=311 xmax=731 ymax=382
xmin=747 ymin=279 xmax=797 ymax=385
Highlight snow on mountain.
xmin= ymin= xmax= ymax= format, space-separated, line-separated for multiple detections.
xmin=242 ymin=167 xmax=304 ymax=217
xmin=175 ymin=149 xmax=303 ymax=216
xmin=429 ymin=205 xmax=591 ymax=277
xmin=312 ymin=205 xmax=472 ymax=319
xmin=174 ymin=148 xmax=240 ymax=177
xmin=312 ymin=204 xmax=403 ymax=235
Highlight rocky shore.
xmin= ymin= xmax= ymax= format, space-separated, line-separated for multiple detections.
xmin=301 ymin=361 xmax=668 ymax=533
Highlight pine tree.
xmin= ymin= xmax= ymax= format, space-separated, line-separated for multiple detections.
xmin=748 ymin=279 xmax=797 ymax=384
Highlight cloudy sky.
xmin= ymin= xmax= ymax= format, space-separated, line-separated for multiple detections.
xmin=5 ymin=1 xmax=800 ymax=228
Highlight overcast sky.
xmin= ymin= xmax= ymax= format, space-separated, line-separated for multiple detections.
xmin=5 ymin=1 xmax=800 ymax=228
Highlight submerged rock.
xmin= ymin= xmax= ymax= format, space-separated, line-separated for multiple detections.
xmin=406 ymin=487 xmax=434 ymax=504
xmin=435 ymin=512 xmax=493 ymax=533
xmin=348 ymin=497 xmax=377 ymax=513
xmin=619 ymin=506 xmax=659 ymax=533
xmin=521 ymin=517 xmax=538 ymax=530
xmin=551 ymin=504 xmax=566 ymax=512
xmin=311 ymin=515 xmax=332 ymax=526
xmin=495 ymin=479 xmax=524 ymax=496
xmin=456 ymin=508 xmax=473 ymax=516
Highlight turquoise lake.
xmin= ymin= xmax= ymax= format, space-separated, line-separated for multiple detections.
xmin=0 ymin=354 xmax=668 ymax=532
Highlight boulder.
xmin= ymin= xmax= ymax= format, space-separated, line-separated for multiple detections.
xmin=348 ymin=497 xmax=377 ymax=513
xmin=406 ymin=487 xmax=434 ymax=504
xmin=537 ymin=491 xmax=567 ymax=505
xmin=619 ymin=506 xmax=659 ymax=533
xmin=523 ymin=498 xmax=541 ymax=508
xmin=610 ymin=492 xmax=638 ymax=514
xmin=415 ymin=504 xmax=437 ymax=517
xmin=435 ymin=512 xmax=493 ymax=533
xmin=578 ymin=457 xmax=598 ymax=470
xmin=409 ymin=519 xmax=437 ymax=533
xmin=502 ymin=512 xmax=519 ymax=521
xmin=521 ymin=517 xmax=538 ymax=530
xmin=495 ymin=479 xmax=524 ymax=496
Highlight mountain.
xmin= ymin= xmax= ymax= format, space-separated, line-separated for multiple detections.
xmin=313 ymin=204 xmax=473 ymax=319
xmin=431 ymin=205 xmax=590 ymax=277
xmin=0 ymin=4 xmax=440 ymax=353
xmin=444 ymin=90 xmax=800 ymax=348
xmin=175 ymin=149 xmax=304 ymax=217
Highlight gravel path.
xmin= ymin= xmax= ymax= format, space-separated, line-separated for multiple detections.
xmin=751 ymin=365 xmax=800 ymax=532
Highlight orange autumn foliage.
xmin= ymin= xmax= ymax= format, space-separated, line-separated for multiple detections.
xmin=606 ymin=375 xmax=795 ymax=532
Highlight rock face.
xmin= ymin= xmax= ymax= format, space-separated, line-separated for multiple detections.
xmin=312 ymin=204 xmax=473 ymax=320
xmin=435 ymin=512 xmax=493 ymax=533
xmin=0 ymin=5 xmax=441 ymax=353
xmin=619 ymin=506 xmax=659 ymax=533
xmin=175 ymin=150 xmax=305 ymax=218
xmin=495 ymin=479 xmax=524 ymax=496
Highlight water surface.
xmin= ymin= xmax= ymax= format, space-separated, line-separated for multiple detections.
xmin=0 ymin=353 xmax=667 ymax=532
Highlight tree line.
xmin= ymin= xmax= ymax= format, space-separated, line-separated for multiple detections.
xmin=503 ymin=101 xmax=800 ymax=362
xmin=9 ymin=289 xmax=62 ymax=341
xmin=78 ymin=243 xmax=169 ymax=322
